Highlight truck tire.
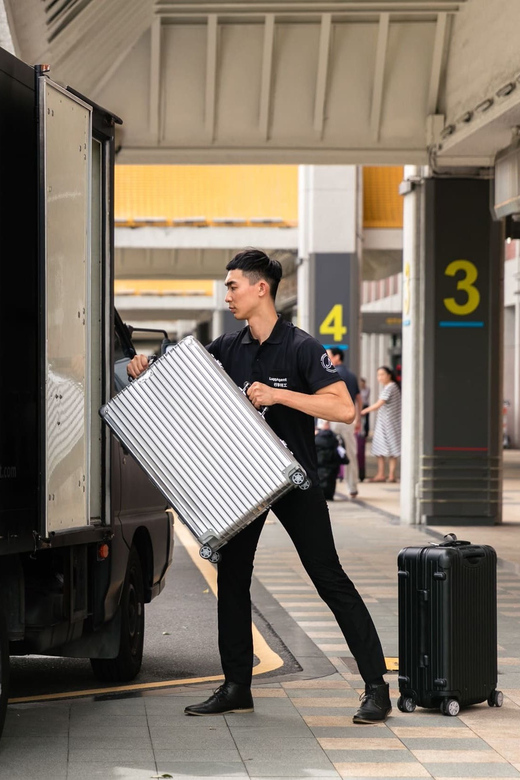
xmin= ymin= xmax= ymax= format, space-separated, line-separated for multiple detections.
xmin=90 ymin=546 xmax=145 ymax=682
xmin=0 ymin=608 xmax=9 ymax=738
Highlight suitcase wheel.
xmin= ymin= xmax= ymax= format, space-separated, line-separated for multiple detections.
xmin=488 ymin=690 xmax=504 ymax=708
xmin=397 ymin=696 xmax=416 ymax=713
xmin=199 ymin=545 xmax=222 ymax=564
xmin=440 ymin=698 xmax=460 ymax=717
xmin=290 ymin=470 xmax=306 ymax=486
xmin=299 ymin=479 xmax=311 ymax=491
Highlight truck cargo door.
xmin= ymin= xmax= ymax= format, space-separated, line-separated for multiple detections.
xmin=39 ymin=78 xmax=93 ymax=535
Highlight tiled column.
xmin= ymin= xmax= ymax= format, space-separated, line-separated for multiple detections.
xmin=298 ymin=166 xmax=362 ymax=375
xmin=401 ymin=170 xmax=504 ymax=525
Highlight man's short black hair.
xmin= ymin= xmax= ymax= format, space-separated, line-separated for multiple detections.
xmin=329 ymin=347 xmax=344 ymax=362
xmin=226 ymin=248 xmax=282 ymax=300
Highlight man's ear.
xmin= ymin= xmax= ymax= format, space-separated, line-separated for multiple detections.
xmin=258 ymin=279 xmax=269 ymax=297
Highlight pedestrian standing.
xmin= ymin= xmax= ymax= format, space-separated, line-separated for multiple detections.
xmin=327 ymin=348 xmax=362 ymax=499
xmin=315 ymin=419 xmax=341 ymax=500
xmin=361 ymin=366 xmax=401 ymax=482
xmin=128 ymin=249 xmax=391 ymax=724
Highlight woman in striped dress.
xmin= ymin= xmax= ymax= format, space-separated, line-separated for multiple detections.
xmin=361 ymin=366 xmax=401 ymax=483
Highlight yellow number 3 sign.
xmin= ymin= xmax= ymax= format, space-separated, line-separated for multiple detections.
xmin=319 ymin=304 xmax=348 ymax=342
xmin=443 ymin=259 xmax=480 ymax=316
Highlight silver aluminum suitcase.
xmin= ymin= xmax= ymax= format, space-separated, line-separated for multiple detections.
xmin=100 ymin=336 xmax=309 ymax=562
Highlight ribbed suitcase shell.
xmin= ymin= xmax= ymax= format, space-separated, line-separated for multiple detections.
xmin=398 ymin=540 xmax=498 ymax=713
xmin=100 ymin=336 xmax=307 ymax=552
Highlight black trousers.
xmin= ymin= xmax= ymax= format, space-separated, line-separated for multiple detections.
xmin=217 ymin=486 xmax=387 ymax=686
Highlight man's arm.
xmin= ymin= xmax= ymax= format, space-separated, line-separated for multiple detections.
xmin=246 ymin=380 xmax=355 ymax=424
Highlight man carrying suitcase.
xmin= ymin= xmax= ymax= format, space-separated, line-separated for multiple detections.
xmin=127 ymin=249 xmax=391 ymax=724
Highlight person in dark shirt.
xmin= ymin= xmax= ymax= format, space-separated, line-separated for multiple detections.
xmin=327 ymin=348 xmax=362 ymax=498
xmin=127 ymin=249 xmax=391 ymax=724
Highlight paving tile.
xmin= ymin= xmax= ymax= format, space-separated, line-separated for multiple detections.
xmin=410 ymin=749 xmax=508 ymax=763
xmin=290 ymin=697 xmax=361 ymax=707
xmin=238 ymin=757 xmax=338 ymax=777
xmin=296 ymin=706 xmax=357 ymax=717
xmin=421 ymin=765 xmax=520 ymax=778
xmin=286 ymin=689 xmax=358 ymax=699
xmin=326 ymin=752 xmax=418 ymax=764
xmin=155 ymin=760 xmax=249 ymax=776
xmin=333 ymin=762 xmax=430 ymax=777
xmin=318 ymin=738 xmax=406 ymax=750
xmin=390 ymin=727 xmax=476 ymax=738
xmin=66 ymin=766 xmax=154 ymax=780
xmin=154 ymin=749 xmax=242 ymax=763
xmin=303 ymin=716 xmax=386 ymax=728
xmin=309 ymin=727 xmax=391 ymax=739
xmin=67 ymin=748 xmax=156 ymax=763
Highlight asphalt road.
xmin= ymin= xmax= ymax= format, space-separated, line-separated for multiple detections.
xmin=8 ymin=540 xmax=300 ymax=701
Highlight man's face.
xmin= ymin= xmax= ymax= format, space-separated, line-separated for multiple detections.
xmin=224 ymin=269 xmax=264 ymax=320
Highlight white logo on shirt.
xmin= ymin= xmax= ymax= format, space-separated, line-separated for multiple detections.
xmin=321 ymin=353 xmax=336 ymax=373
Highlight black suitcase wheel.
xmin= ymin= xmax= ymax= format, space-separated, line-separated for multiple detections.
xmin=290 ymin=470 xmax=306 ymax=486
xmin=210 ymin=550 xmax=221 ymax=564
xmin=199 ymin=545 xmax=213 ymax=560
xmin=299 ymin=478 xmax=311 ymax=491
xmin=397 ymin=696 xmax=416 ymax=713
xmin=440 ymin=698 xmax=460 ymax=717
xmin=488 ymin=690 xmax=504 ymax=708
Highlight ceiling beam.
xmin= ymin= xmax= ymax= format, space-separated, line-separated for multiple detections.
xmin=314 ymin=13 xmax=332 ymax=138
xmin=155 ymin=2 xmax=466 ymax=15
xmin=149 ymin=16 xmax=162 ymax=140
xmin=259 ymin=13 xmax=275 ymax=140
xmin=370 ymin=12 xmax=389 ymax=143
xmin=205 ymin=14 xmax=218 ymax=141
xmin=427 ymin=11 xmax=448 ymax=115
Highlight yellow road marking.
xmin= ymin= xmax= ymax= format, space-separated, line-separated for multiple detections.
xmin=9 ymin=520 xmax=283 ymax=705
xmin=385 ymin=657 xmax=399 ymax=671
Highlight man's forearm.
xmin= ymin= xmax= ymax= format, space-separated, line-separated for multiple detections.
xmin=272 ymin=388 xmax=355 ymax=423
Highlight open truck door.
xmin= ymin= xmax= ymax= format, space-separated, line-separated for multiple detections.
xmin=0 ymin=49 xmax=173 ymax=736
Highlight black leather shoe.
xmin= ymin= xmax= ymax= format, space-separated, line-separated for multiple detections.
xmin=353 ymin=682 xmax=392 ymax=724
xmin=184 ymin=681 xmax=254 ymax=716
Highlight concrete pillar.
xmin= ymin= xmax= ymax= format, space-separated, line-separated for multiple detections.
xmin=298 ymin=166 xmax=362 ymax=374
xmin=401 ymin=171 xmax=504 ymax=525
xmin=514 ymin=252 xmax=520 ymax=446
xmin=400 ymin=166 xmax=425 ymax=524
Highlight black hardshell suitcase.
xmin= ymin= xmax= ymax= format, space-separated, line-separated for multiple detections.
xmin=397 ymin=534 xmax=503 ymax=716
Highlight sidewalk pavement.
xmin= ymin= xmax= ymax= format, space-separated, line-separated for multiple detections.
xmin=1 ymin=454 xmax=520 ymax=780
xmin=355 ymin=448 xmax=520 ymax=572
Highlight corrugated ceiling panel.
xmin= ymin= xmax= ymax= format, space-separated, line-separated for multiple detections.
xmin=363 ymin=166 xmax=403 ymax=228
xmin=114 ymin=165 xmax=298 ymax=222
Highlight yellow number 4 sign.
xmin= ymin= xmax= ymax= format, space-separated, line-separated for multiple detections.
xmin=319 ymin=304 xmax=347 ymax=342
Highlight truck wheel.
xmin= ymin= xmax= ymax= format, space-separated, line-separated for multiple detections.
xmin=0 ymin=609 xmax=9 ymax=738
xmin=91 ymin=546 xmax=145 ymax=682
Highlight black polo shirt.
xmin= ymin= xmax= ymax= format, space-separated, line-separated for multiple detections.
xmin=207 ymin=317 xmax=341 ymax=486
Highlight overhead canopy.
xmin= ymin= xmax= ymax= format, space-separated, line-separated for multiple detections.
xmin=7 ymin=0 xmax=520 ymax=165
